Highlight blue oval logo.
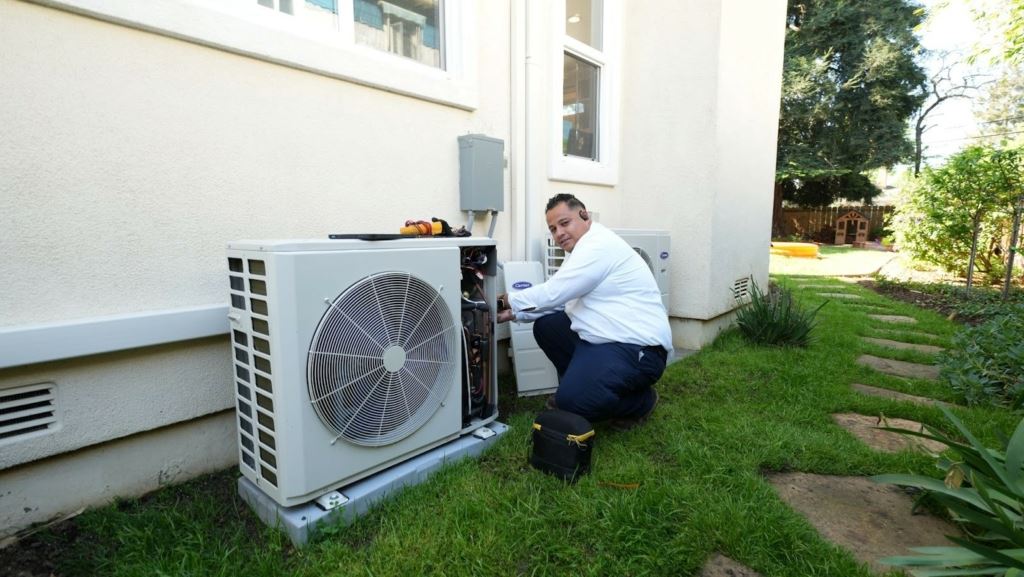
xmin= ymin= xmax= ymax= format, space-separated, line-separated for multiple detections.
xmin=660 ymin=251 xmax=669 ymax=260
xmin=512 ymin=281 xmax=533 ymax=290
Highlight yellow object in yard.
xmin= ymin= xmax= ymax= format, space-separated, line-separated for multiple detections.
xmin=770 ymin=242 xmax=819 ymax=258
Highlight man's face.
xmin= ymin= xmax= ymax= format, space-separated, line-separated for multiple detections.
xmin=546 ymin=202 xmax=592 ymax=253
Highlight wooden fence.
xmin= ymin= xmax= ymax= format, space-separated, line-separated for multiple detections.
xmin=779 ymin=205 xmax=894 ymax=243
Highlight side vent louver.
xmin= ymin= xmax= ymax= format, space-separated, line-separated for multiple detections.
xmin=732 ymin=277 xmax=752 ymax=302
xmin=0 ymin=382 xmax=58 ymax=442
xmin=544 ymin=238 xmax=565 ymax=280
xmin=228 ymin=257 xmax=278 ymax=488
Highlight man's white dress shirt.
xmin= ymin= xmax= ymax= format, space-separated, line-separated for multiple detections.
xmin=508 ymin=222 xmax=673 ymax=355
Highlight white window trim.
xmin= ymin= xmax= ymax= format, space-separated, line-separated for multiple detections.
xmin=549 ymin=0 xmax=620 ymax=186
xmin=27 ymin=0 xmax=477 ymax=110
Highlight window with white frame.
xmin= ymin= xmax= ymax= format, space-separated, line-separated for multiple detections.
xmin=552 ymin=0 xmax=619 ymax=185
xmin=29 ymin=0 xmax=474 ymax=109
xmin=257 ymin=0 xmax=445 ymax=69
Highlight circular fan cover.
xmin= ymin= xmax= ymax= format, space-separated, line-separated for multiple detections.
xmin=307 ymin=271 xmax=457 ymax=447
xmin=633 ymin=247 xmax=653 ymax=271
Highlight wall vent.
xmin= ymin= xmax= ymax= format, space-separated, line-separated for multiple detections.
xmin=0 ymin=382 xmax=58 ymax=442
xmin=732 ymin=277 xmax=752 ymax=302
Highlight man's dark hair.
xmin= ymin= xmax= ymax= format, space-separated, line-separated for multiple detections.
xmin=545 ymin=193 xmax=586 ymax=213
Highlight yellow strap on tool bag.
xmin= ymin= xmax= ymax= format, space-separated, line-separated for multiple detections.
xmin=533 ymin=423 xmax=595 ymax=445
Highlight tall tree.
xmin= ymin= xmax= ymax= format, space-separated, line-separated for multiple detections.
xmin=912 ymin=55 xmax=992 ymax=176
xmin=775 ymin=0 xmax=927 ymax=231
xmin=967 ymin=0 xmax=1024 ymax=65
xmin=976 ymin=62 xmax=1024 ymax=145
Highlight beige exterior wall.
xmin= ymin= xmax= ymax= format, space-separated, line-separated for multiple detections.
xmin=618 ymin=0 xmax=786 ymax=349
xmin=0 ymin=0 xmax=511 ymax=326
xmin=0 ymin=0 xmax=785 ymax=538
xmin=0 ymin=411 xmax=237 ymax=537
xmin=0 ymin=0 xmax=511 ymax=538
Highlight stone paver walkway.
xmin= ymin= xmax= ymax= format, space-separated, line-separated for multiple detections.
xmin=850 ymin=383 xmax=950 ymax=408
xmin=816 ymin=292 xmax=863 ymax=299
xmin=700 ymin=554 xmax=763 ymax=577
xmin=856 ymin=354 xmax=940 ymax=380
xmin=831 ymin=413 xmax=948 ymax=454
xmin=869 ymin=328 xmax=945 ymax=342
xmin=860 ymin=337 xmax=944 ymax=354
xmin=867 ymin=314 xmax=917 ymax=324
xmin=845 ymin=305 xmax=892 ymax=312
xmin=768 ymin=473 xmax=957 ymax=574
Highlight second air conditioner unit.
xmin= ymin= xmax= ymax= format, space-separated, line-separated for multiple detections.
xmin=545 ymin=228 xmax=671 ymax=310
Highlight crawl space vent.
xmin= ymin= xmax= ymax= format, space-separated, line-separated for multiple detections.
xmin=731 ymin=277 xmax=752 ymax=301
xmin=1 ymin=382 xmax=58 ymax=442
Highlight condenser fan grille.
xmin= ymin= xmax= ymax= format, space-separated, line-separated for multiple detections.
xmin=307 ymin=271 xmax=457 ymax=447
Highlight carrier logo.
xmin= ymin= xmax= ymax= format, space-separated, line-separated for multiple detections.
xmin=660 ymin=251 xmax=669 ymax=260
xmin=512 ymin=281 xmax=533 ymax=290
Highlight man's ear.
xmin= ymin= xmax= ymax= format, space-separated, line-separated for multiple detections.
xmin=579 ymin=210 xmax=589 ymax=221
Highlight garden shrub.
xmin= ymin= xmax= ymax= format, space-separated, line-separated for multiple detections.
xmin=939 ymin=304 xmax=1024 ymax=408
xmin=735 ymin=281 xmax=825 ymax=347
xmin=890 ymin=145 xmax=1023 ymax=284
xmin=874 ymin=407 xmax=1024 ymax=576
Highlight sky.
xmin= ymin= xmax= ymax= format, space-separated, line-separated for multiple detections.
xmin=914 ymin=0 xmax=993 ymax=163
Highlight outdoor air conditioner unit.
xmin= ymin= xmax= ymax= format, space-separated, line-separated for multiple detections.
xmin=545 ymin=228 xmax=671 ymax=309
xmin=226 ymin=237 xmax=498 ymax=507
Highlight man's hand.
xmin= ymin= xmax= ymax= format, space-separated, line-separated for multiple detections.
xmin=496 ymin=293 xmax=509 ymax=311
xmin=496 ymin=308 xmax=515 ymax=323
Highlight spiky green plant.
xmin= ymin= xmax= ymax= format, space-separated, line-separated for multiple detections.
xmin=873 ymin=406 xmax=1024 ymax=576
xmin=734 ymin=280 xmax=826 ymax=347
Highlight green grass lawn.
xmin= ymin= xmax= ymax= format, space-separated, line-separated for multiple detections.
xmin=19 ymin=279 xmax=1020 ymax=577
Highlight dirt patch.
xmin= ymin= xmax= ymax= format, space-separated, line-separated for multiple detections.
xmin=0 ymin=470 xmax=254 ymax=577
xmin=832 ymin=413 xmax=948 ymax=454
xmin=858 ymin=279 xmax=965 ymax=321
xmin=700 ymin=553 xmax=763 ymax=577
xmin=767 ymin=472 xmax=957 ymax=573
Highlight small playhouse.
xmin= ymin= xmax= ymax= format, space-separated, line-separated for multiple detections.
xmin=834 ymin=209 xmax=869 ymax=246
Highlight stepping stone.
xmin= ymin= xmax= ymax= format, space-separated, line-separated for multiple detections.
xmin=816 ymin=292 xmax=863 ymax=299
xmin=700 ymin=554 xmax=763 ymax=577
xmin=857 ymin=354 xmax=940 ymax=380
xmin=768 ymin=472 xmax=957 ymax=573
xmin=860 ymin=337 xmax=944 ymax=354
xmin=847 ymin=306 xmax=893 ymax=313
xmin=868 ymin=314 xmax=917 ymax=324
xmin=870 ymin=328 xmax=944 ymax=342
xmin=796 ymin=284 xmax=842 ymax=289
xmin=850 ymin=383 xmax=950 ymax=408
xmin=832 ymin=413 xmax=948 ymax=453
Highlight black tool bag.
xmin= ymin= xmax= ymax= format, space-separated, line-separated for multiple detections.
xmin=529 ymin=409 xmax=595 ymax=483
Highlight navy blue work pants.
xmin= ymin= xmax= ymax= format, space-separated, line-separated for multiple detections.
xmin=532 ymin=311 xmax=665 ymax=422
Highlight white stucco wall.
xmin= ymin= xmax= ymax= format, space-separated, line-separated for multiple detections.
xmin=0 ymin=410 xmax=236 ymax=540
xmin=0 ymin=0 xmax=512 ymax=538
xmin=0 ymin=0 xmax=512 ymax=328
xmin=618 ymin=0 xmax=786 ymax=348
xmin=0 ymin=0 xmax=786 ymax=537
xmin=0 ymin=337 xmax=231 ymax=469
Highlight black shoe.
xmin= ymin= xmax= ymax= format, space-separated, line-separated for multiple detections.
xmin=545 ymin=395 xmax=558 ymax=411
xmin=611 ymin=389 xmax=659 ymax=431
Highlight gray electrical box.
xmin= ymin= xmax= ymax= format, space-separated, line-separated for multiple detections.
xmin=458 ymin=134 xmax=504 ymax=212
